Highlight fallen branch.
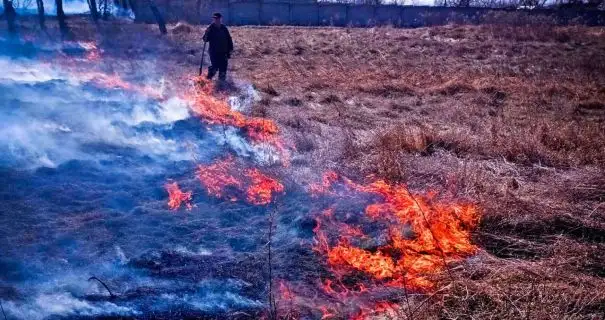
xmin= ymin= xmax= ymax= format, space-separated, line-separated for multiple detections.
xmin=88 ymin=276 xmax=116 ymax=299
xmin=1 ymin=300 xmax=7 ymax=320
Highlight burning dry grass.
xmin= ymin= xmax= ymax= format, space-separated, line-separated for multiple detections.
xmin=165 ymin=181 xmax=193 ymax=211
xmin=196 ymin=155 xmax=284 ymax=205
xmin=219 ymin=24 xmax=605 ymax=319
xmin=4 ymin=16 xmax=604 ymax=319
xmin=311 ymin=173 xmax=480 ymax=292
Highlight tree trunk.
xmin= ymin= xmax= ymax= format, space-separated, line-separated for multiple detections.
xmin=2 ymin=0 xmax=17 ymax=34
xmin=89 ymin=0 xmax=99 ymax=21
xmin=102 ymin=0 xmax=109 ymax=20
xmin=127 ymin=0 xmax=138 ymax=20
xmin=36 ymin=0 xmax=45 ymax=29
xmin=147 ymin=0 xmax=167 ymax=34
xmin=55 ymin=0 xmax=68 ymax=34
xmin=196 ymin=0 xmax=201 ymax=23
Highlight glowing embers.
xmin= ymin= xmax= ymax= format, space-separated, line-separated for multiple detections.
xmin=186 ymin=77 xmax=286 ymax=152
xmin=80 ymin=72 xmax=164 ymax=100
xmin=196 ymin=155 xmax=284 ymax=205
xmin=351 ymin=301 xmax=399 ymax=320
xmin=309 ymin=171 xmax=339 ymax=196
xmin=245 ymin=168 xmax=285 ymax=205
xmin=196 ymin=155 xmax=242 ymax=202
xmin=165 ymin=182 xmax=193 ymax=211
xmin=312 ymin=172 xmax=480 ymax=293
xmin=78 ymin=41 xmax=101 ymax=62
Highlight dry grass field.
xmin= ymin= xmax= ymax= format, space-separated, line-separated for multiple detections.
xmin=183 ymin=22 xmax=605 ymax=319
xmin=2 ymin=15 xmax=605 ymax=319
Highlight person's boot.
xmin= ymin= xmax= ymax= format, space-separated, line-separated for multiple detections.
xmin=218 ymin=71 xmax=227 ymax=82
xmin=207 ymin=66 xmax=216 ymax=80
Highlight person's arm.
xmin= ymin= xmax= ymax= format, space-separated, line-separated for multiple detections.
xmin=225 ymin=26 xmax=234 ymax=53
xmin=202 ymin=25 xmax=211 ymax=42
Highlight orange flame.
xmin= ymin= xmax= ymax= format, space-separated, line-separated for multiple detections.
xmin=57 ymin=62 xmax=288 ymax=163
xmin=165 ymin=182 xmax=193 ymax=211
xmin=71 ymin=71 xmax=164 ymax=100
xmin=320 ymin=306 xmax=337 ymax=320
xmin=196 ymin=156 xmax=283 ymax=205
xmin=245 ymin=168 xmax=285 ymax=205
xmin=185 ymin=77 xmax=286 ymax=153
xmin=352 ymin=301 xmax=398 ymax=320
xmin=278 ymin=280 xmax=294 ymax=301
xmin=309 ymin=171 xmax=339 ymax=196
xmin=78 ymin=41 xmax=101 ymax=62
xmin=312 ymin=172 xmax=480 ymax=292
xmin=196 ymin=156 xmax=242 ymax=202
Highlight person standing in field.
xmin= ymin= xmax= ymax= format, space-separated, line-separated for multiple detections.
xmin=202 ymin=12 xmax=234 ymax=81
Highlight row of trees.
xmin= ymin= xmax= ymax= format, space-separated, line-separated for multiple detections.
xmin=433 ymin=0 xmax=605 ymax=9
xmin=2 ymin=0 xmax=167 ymax=36
xmin=3 ymin=0 xmax=67 ymax=33
xmin=324 ymin=0 xmax=604 ymax=9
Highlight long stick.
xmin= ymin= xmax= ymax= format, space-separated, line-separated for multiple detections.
xmin=268 ymin=208 xmax=277 ymax=320
xmin=198 ymin=41 xmax=207 ymax=76
xmin=88 ymin=276 xmax=116 ymax=299
xmin=1 ymin=299 xmax=7 ymax=320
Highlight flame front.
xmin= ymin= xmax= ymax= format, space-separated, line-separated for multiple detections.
xmin=196 ymin=156 xmax=242 ymax=202
xmin=245 ymin=168 xmax=285 ymax=205
xmin=165 ymin=182 xmax=193 ymax=211
xmin=197 ymin=156 xmax=283 ymax=205
xmin=313 ymin=172 xmax=480 ymax=292
xmin=185 ymin=77 xmax=285 ymax=152
xmin=46 ymin=41 xmax=481 ymax=318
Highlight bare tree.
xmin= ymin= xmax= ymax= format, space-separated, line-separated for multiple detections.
xmin=356 ymin=0 xmax=383 ymax=4
xmin=147 ymin=0 xmax=167 ymax=34
xmin=196 ymin=0 xmax=201 ymax=22
xmin=36 ymin=0 xmax=45 ymax=29
xmin=436 ymin=0 xmax=526 ymax=7
xmin=117 ymin=0 xmax=128 ymax=9
xmin=2 ymin=0 xmax=17 ymax=33
xmin=87 ymin=0 xmax=99 ymax=21
xmin=55 ymin=0 xmax=68 ymax=34
xmin=98 ymin=0 xmax=110 ymax=19
xmin=555 ymin=0 xmax=605 ymax=9
xmin=127 ymin=0 xmax=137 ymax=18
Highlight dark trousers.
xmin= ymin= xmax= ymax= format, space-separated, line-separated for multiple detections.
xmin=207 ymin=53 xmax=228 ymax=81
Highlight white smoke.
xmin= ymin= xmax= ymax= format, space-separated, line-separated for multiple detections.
xmin=0 ymin=58 xmax=58 ymax=83
xmin=174 ymin=245 xmax=213 ymax=257
xmin=0 ymin=57 xmax=195 ymax=168
xmin=227 ymin=82 xmax=260 ymax=113
xmin=0 ymin=56 xmax=287 ymax=169
xmin=222 ymin=82 xmax=284 ymax=165
xmin=2 ymin=293 xmax=138 ymax=320
xmin=160 ymin=279 xmax=263 ymax=312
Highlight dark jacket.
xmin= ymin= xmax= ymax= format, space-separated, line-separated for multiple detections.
xmin=203 ymin=23 xmax=233 ymax=56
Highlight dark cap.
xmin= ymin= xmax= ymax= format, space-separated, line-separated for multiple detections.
xmin=212 ymin=12 xmax=222 ymax=19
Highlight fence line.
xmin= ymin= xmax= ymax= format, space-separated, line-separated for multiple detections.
xmin=133 ymin=0 xmax=605 ymax=27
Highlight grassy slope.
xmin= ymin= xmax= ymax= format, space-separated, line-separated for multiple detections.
xmin=3 ymin=17 xmax=605 ymax=319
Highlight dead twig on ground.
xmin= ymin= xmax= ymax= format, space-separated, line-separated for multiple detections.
xmin=0 ymin=300 xmax=7 ymax=320
xmin=88 ymin=276 xmax=116 ymax=299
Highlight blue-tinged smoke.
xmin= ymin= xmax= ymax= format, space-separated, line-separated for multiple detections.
xmin=0 ymin=44 xmax=296 ymax=319
xmin=0 ymin=58 xmax=198 ymax=169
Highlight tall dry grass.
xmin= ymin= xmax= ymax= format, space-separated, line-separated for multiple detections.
xmin=225 ymin=24 xmax=605 ymax=319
